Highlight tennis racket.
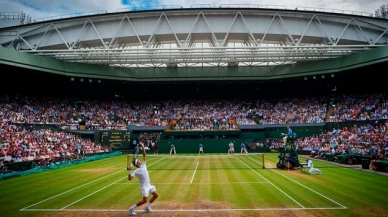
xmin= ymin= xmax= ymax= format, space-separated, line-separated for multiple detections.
xmin=127 ymin=146 xmax=140 ymax=169
xmin=133 ymin=145 xmax=140 ymax=165
xmin=127 ymin=154 xmax=131 ymax=169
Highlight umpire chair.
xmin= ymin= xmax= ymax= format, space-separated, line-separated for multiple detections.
xmin=277 ymin=132 xmax=300 ymax=169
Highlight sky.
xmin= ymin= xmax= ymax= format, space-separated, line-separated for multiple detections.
xmin=0 ymin=0 xmax=387 ymax=21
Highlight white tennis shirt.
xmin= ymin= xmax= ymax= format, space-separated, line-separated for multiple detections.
xmin=132 ymin=161 xmax=151 ymax=187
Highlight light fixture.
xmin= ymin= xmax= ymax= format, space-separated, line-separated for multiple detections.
xmin=98 ymin=80 xmax=101 ymax=83
xmin=70 ymin=77 xmax=74 ymax=81
xmin=313 ymin=76 xmax=316 ymax=80
xmin=80 ymin=78 xmax=83 ymax=82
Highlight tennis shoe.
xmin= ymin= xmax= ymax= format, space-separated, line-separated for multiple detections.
xmin=144 ymin=206 xmax=153 ymax=212
xmin=129 ymin=208 xmax=137 ymax=215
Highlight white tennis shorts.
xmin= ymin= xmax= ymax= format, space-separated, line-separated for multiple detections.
xmin=141 ymin=184 xmax=156 ymax=197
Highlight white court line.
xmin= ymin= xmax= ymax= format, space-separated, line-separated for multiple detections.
xmin=235 ymin=157 xmax=305 ymax=208
xmin=59 ymin=158 xmax=165 ymax=210
xmin=20 ymin=207 xmax=347 ymax=212
xmin=114 ymin=181 xmax=269 ymax=185
xmin=60 ymin=176 xmax=127 ymax=210
xmin=247 ymin=157 xmax=347 ymax=209
xmin=20 ymin=167 xmax=127 ymax=210
xmin=190 ymin=161 xmax=199 ymax=184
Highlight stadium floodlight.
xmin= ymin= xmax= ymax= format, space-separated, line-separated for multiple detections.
xmin=80 ymin=78 xmax=84 ymax=82
xmin=167 ymin=63 xmax=178 ymax=68
xmin=71 ymin=77 xmax=74 ymax=81
xmin=313 ymin=76 xmax=316 ymax=79
xmin=98 ymin=80 xmax=101 ymax=83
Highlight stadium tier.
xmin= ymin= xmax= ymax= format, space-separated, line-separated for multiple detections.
xmin=1 ymin=6 xmax=388 ymax=217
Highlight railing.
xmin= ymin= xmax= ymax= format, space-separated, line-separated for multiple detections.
xmin=296 ymin=6 xmax=373 ymax=17
xmin=116 ymin=5 xmax=183 ymax=13
xmin=219 ymin=4 xmax=287 ymax=9
xmin=32 ymin=10 xmax=107 ymax=22
xmin=28 ymin=5 xmax=377 ymax=24
xmin=0 ymin=12 xmax=31 ymax=24
xmin=191 ymin=4 xmax=213 ymax=8
xmin=1 ymin=12 xmax=23 ymax=19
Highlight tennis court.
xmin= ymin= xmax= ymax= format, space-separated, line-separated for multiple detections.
xmin=1 ymin=153 xmax=387 ymax=217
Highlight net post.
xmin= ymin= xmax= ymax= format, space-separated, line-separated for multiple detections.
xmin=262 ymin=153 xmax=265 ymax=169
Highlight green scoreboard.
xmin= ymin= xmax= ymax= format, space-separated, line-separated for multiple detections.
xmin=100 ymin=131 xmax=131 ymax=149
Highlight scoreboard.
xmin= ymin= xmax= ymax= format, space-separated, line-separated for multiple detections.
xmin=100 ymin=131 xmax=131 ymax=148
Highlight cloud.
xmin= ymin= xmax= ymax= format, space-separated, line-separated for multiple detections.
xmin=0 ymin=0 xmax=386 ymax=20
xmin=1 ymin=0 xmax=125 ymax=20
xmin=159 ymin=0 xmax=386 ymax=15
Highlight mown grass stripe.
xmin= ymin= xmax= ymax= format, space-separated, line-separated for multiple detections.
xmin=221 ymin=155 xmax=241 ymax=206
xmin=5 ymin=155 xmax=126 ymax=203
xmin=20 ymin=167 xmax=126 ymax=210
xmin=235 ymin=157 xmax=305 ymax=208
xmin=155 ymin=157 xmax=197 ymax=202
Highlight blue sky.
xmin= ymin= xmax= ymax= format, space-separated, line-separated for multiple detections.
xmin=0 ymin=0 xmax=386 ymax=20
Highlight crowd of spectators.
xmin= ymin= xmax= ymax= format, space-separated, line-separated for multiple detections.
xmin=1 ymin=92 xmax=387 ymax=173
xmin=172 ymin=100 xmax=256 ymax=130
xmin=294 ymin=122 xmax=388 ymax=166
xmin=254 ymin=97 xmax=327 ymax=125
xmin=328 ymin=94 xmax=388 ymax=122
xmin=0 ymin=121 xmax=109 ymax=174
xmin=0 ymin=96 xmax=185 ymax=130
xmin=0 ymin=94 xmax=387 ymax=131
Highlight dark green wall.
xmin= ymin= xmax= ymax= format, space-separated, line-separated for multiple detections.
xmin=158 ymin=139 xmax=269 ymax=154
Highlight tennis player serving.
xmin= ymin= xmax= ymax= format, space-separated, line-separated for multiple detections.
xmin=127 ymin=142 xmax=159 ymax=215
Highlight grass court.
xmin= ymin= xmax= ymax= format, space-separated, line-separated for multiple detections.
xmin=1 ymin=153 xmax=387 ymax=217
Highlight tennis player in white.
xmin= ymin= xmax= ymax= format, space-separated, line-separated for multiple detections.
xmin=128 ymin=142 xmax=159 ymax=216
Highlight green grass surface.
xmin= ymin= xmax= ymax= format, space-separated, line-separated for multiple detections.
xmin=0 ymin=153 xmax=387 ymax=217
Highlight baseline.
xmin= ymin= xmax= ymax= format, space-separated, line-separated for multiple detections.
xmin=113 ymin=181 xmax=269 ymax=185
xmin=20 ymin=207 xmax=347 ymax=212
